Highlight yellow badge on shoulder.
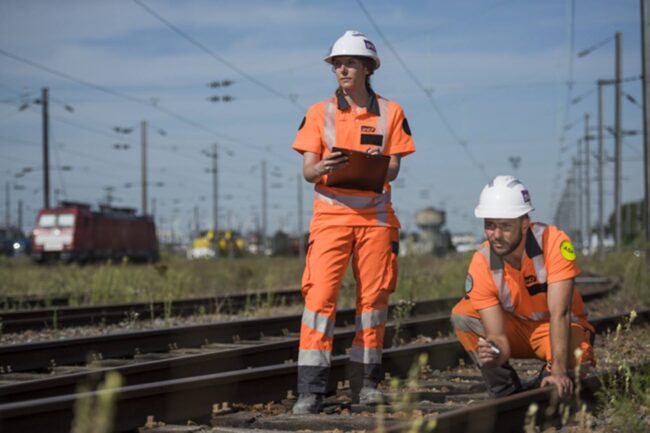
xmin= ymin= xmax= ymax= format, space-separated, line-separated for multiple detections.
xmin=560 ymin=240 xmax=576 ymax=261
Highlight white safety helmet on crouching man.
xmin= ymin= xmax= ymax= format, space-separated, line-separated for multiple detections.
xmin=323 ymin=30 xmax=381 ymax=69
xmin=474 ymin=175 xmax=534 ymax=219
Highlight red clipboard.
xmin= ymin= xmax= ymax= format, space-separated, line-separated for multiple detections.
xmin=325 ymin=147 xmax=390 ymax=193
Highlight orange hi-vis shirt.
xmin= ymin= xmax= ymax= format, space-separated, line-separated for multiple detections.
xmin=292 ymin=90 xmax=415 ymax=230
xmin=465 ymin=223 xmax=593 ymax=332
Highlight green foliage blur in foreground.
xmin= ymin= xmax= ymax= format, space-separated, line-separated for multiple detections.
xmin=0 ymin=253 xmax=472 ymax=306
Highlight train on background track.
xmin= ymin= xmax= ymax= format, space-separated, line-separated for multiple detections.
xmin=30 ymin=201 xmax=159 ymax=263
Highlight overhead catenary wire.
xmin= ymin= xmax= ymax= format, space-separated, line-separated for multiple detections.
xmin=2 ymin=104 xmax=263 ymax=208
xmin=355 ymin=0 xmax=490 ymax=181
xmin=0 ymin=48 xmax=295 ymax=169
xmin=132 ymin=0 xmax=305 ymax=112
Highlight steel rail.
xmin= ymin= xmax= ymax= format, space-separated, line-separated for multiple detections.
xmin=0 ymin=288 xmax=303 ymax=333
xmin=0 ymin=297 xmax=461 ymax=372
xmin=0 ymin=276 xmax=613 ymax=332
xmin=0 ymin=308 xmax=646 ymax=433
xmin=0 ymin=294 xmax=70 ymax=311
xmin=0 ymin=282 xmax=611 ymax=372
xmin=392 ymin=362 xmax=648 ymax=433
xmin=0 ymin=311 xmax=452 ymax=403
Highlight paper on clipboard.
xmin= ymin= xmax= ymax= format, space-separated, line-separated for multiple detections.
xmin=325 ymin=147 xmax=389 ymax=193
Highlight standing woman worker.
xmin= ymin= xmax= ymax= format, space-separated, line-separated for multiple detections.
xmin=291 ymin=30 xmax=415 ymax=414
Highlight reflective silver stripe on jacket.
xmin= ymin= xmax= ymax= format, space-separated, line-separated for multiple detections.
xmin=481 ymin=223 xmax=582 ymax=323
xmin=376 ymin=98 xmax=390 ymax=151
xmin=298 ymin=348 xmax=331 ymax=367
xmin=314 ymin=185 xmax=391 ymax=208
xmin=478 ymin=243 xmax=515 ymax=313
xmin=301 ymin=307 xmax=335 ymax=338
xmin=323 ymin=95 xmax=391 ymax=151
xmin=318 ymin=96 xmax=392 ymax=226
xmin=314 ymin=186 xmax=390 ymax=226
xmin=350 ymin=345 xmax=382 ymax=364
xmin=527 ymin=311 xmax=550 ymax=321
xmin=355 ymin=308 xmax=388 ymax=332
xmin=324 ymin=97 xmax=336 ymax=151
xmin=529 ymin=223 xmax=547 ymax=285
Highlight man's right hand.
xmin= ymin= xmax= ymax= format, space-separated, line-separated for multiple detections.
xmin=477 ymin=337 xmax=500 ymax=367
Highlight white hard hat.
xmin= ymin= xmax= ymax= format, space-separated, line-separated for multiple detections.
xmin=474 ymin=175 xmax=534 ymax=219
xmin=324 ymin=30 xmax=380 ymax=69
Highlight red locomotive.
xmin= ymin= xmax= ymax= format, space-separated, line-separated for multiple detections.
xmin=31 ymin=202 xmax=159 ymax=263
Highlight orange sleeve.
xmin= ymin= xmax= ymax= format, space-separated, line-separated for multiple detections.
xmin=467 ymin=250 xmax=501 ymax=311
xmin=544 ymin=225 xmax=581 ymax=284
xmin=384 ymin=102 xmax=415 ymax=157
xmin=292 ymin=103 xmax=324 ymax=155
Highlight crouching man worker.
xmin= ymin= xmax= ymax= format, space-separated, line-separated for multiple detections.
xmin=451 ymin=175 xmax=595 ymax=399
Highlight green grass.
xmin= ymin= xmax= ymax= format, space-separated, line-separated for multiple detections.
xmin=1 ymin=246 xmax=643 ymax=310
xmin=0 ymin=253 xmax=472 ymax=307
xmin=578 ymin=247 xmax=650 ymax=305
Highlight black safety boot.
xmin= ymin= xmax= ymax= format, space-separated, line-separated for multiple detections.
xmin=292 ymin=393 xmax=324 ymax=414
xmin=357 ymin=386 xmax=384 ymax=405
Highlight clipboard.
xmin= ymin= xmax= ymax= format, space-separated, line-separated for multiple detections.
xmin=325 ymin=147 xmax=390 ymax=193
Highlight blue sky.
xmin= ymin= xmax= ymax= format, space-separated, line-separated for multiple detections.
xmin=0 ymin=0 xmax=644 ymax=239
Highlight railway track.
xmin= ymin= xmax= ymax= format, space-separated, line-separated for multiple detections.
xmin=0 ymin=288 xmax=304 ymax=333
xmin=0 ymin=276 xmax=613 ymax=333
xmin=0 ymin=309 xmax=647 ymax=433
xmin=0 ymin=294 xmax=70 ymax=311
xmin=0 ymin=278 xmax=633 ymax=432
xmin=0 ymin=279 xmax=611 ymax=373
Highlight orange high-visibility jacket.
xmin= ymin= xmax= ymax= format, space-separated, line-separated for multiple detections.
xmin=465 ymin=223 xmax=593 ymax=332
xmin=292 ymin=90 xmax=415 ymax=230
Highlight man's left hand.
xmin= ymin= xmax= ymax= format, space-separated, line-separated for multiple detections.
xmin=540 ymin=374 xmax=573 ymax=398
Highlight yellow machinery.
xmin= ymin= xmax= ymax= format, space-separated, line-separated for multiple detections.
xmin=188 ymin=229 xmax=245 ymax=259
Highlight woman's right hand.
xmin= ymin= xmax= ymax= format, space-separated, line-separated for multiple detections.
xmin=316 ymin=151 xmax=349 ymax=176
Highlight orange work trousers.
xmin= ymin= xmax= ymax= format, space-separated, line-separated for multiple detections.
xmin=451 ymin=297 xmax=594 ymax=397
xmin=451 ymin=297 xmax=594 ymax=365
xmin=297 ymin=225 xmax=399 ymax=394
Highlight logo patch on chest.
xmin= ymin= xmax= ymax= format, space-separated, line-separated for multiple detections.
xmin=361 ymin=125 xmax=376 ymax=133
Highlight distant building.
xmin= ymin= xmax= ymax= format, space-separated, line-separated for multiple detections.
xmin=401 ymin=207 xmax=453 ymax=256
xmin=451 ymin=233 xmax=480 ymax=253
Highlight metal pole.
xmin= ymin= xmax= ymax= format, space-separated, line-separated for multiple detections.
xmin=572 ymin=159 xmax=579 ymax=242
xmin=42 ymin=87 xmax=50 ymax=209
xmin=261 ymin=160 xmax=267 ymax=254
xmin=614 ymin=32 xmax=623 ymax=251
xmin=4 ymin=181 xmax=9 ymax=228
xmin=193 ymin=206 xmax=199 ymax=235
xmin=584 ymin=113 xmax=591 ymax=254
xmin=297 ymin=173 xmax=305 ymax=258
xmin=212 ymin=143 xmax=219 ymax=258
xmin=598 ymin=81 xmax=606 ymax=259
xmin=141 ymin=120 xmax=148 ymax=216
xmin=577 ymin=139 xmax=583 ymax=250
xmin=18 ymin=200 xmax=23 ymax=234
xmin=641 ymin=0 xmax=650 ymax=268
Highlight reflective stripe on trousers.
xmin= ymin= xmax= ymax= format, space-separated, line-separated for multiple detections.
xmin=297 ymin=225 xmax=396 ymax=394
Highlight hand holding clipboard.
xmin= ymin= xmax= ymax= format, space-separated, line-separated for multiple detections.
xmin=325 ymin=147 xmax=390 ymax=193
